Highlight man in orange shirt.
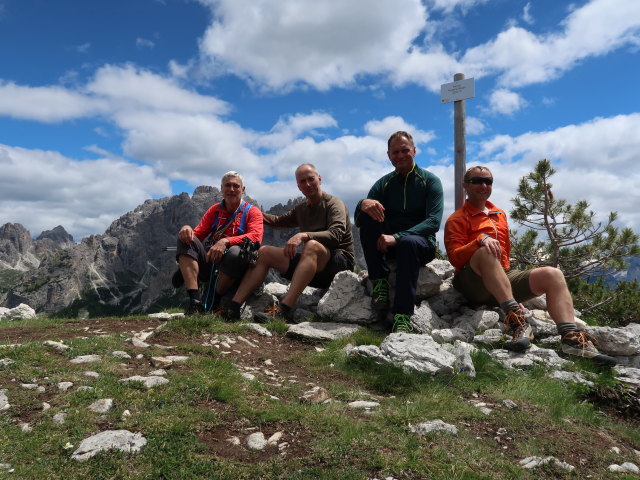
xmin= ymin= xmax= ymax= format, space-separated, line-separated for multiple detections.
xmin=444 ymin=166 xmax=615 ymax=365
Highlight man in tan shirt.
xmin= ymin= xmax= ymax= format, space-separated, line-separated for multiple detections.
xmin=222 ymin=163 xmax=355 ymax=322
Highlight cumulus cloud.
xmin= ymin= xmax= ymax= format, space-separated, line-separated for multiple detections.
xmin=194 ymin=0 xmax=639 ymax=93
xmin=0 ymin=145 xmax=170 ymax=240
xmin=0 ymin=82 xmax=106 ymax=122
xmin=257 ymin=112 xmax=338 ymax=149
xmin=87 ymin=64 xmax=229 ymax=114
xmin=478 ymin=113 xmax=640 ymax=229
xmin=197 ymin=0 xmax=427 ymax=90
xmin=461 ymin=0 xmax=640 ymax=88
xmin=427 ymin=0 xmax=490 ymax=14
xmin=488 ymin=88 xmax=526 ymax=115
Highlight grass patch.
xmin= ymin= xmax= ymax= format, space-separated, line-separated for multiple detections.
xmin=0 ymin=315 xmax=637 ymax=479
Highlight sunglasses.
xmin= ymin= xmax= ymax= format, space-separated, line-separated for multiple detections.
xmin=465 ymin=177 xmax=493 ymax=186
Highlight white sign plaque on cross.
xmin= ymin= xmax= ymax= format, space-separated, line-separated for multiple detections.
xmin=440 ymin=77 xmax=475 ymax=103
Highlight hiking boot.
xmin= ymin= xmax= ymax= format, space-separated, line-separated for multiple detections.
xmin=254 ymin=303 xmax=294 ymax=323
xmin=371 ymin=278 xmax=390 ymax=311
xmin=185 ymin=299 xmax=205 ymax=316
xmin=561 ymin=330 xmax=617 ymax=366
xmin=392 ymin=313 xmax=414 ymax=333
xmin=503 ymin=309 xmax=533 ymax=352
xmin=212 ymin=301 xmax=241 ymax=322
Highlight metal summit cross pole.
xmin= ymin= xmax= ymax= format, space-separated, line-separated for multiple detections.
xmin=441 ymin=73 xmax=475 ymax=210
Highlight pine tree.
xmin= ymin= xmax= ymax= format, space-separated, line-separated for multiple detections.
xmin=509 ymin=159 xmax=639 ymax=280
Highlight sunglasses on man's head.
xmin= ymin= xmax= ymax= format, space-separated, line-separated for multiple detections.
xmin=465 ymin=177 xmax=493 ymax=186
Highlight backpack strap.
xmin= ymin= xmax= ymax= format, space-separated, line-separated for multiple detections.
xmin=237 ymin=202 xmax=253 ymax=235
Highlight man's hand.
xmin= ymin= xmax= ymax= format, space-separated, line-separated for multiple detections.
xmin=361 ymin=199 xmax=385 ymax=222
xmin=206 ymin=239 xmax=228 ymax=263
xmin=376 ymin=234 xmax=397 ymax=252
xmin=178 ymin=225 xmax=194 ymax=244
xmin=284 ymin=233 xmax=308 ymax=259
xmin=481 ymin=237 xmax=501 ymax=259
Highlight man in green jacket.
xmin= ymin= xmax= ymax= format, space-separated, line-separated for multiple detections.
xmin=355 ymin=131 xmax=443 ymax=333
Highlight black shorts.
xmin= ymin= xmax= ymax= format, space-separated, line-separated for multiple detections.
xmin=176 ymin=237 xmax=248 ymax=283
xmin=283 ymin=250 xmax=353 ymax=289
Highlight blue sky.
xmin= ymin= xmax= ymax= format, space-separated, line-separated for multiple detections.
xmin=0 ymin=0 xmax=639 ymax=245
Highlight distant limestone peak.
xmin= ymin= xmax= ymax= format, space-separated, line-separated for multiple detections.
xmin=37 ymin=225 xmax=74 ymax=245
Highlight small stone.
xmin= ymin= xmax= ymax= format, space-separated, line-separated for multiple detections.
xmin=240 ymin=372 xmax=256 ymax=381
xmin=148 ymin=369 xmax=167 ymax=376
xmin=70 ymin=355 xmax=101 ymax=364
xmin=19 ymin=422 xmax=32 ymax=432
xmin=267 ymin=432 xmax=284 ymax=445
xmin=53 ymin=413 xmax=67 ymax=425
xmin=77 ymin=386 xmax=94 ymax=392
xmin=410 ymin=420 xmax=458 ymax=436
xmin=42 ymin=402 xmax=51 ymax=411
xmin=347 ymin=401 xmax=380 ymax=409
xmin=300 ymin=386 xmax=331 ymax=404
xmin=121 ymin=410 xmax=131 ymax=419
xmin=71 ymin=430 xmax=147 ymax=462
xmin=88 ymin=398 xmax=114 ymax=414
xmin=226 ymin=436 xmax=241 ymax=446
xmin=246 ymin=432 xmax=267 ymax=450
xmin=111 ymin=351 xmax=132 ymax=359
xmin=43 ymin=340 xmax=70 ymax=351
xmin=58 ymin=381 xmax=74 ymax=391
xmin=84 ymin=371 xmax=100 ymax=378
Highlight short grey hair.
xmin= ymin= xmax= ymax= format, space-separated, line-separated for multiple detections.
xmin=221 ymin=171 xmax=244 ymax=187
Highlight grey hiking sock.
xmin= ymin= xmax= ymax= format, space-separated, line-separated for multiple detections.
xmin=500 ymin=299 xmax=519 ymax=313
xmin=557 ymin=322 xmax=577 ymax=337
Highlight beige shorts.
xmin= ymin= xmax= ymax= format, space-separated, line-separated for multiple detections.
xmin=453 ymin=266 xmax=535 ymax=307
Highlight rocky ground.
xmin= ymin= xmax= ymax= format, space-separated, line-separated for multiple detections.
xmin=1 ymin=314 xmax=640 ymax=477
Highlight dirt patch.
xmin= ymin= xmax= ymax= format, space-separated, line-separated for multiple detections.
xmin=198 ymin=419 xmax=312 ymax=462
xmin=152 ymin=328 xmax=351 ymax=388
xmin=0 ymin=317 xmax=163 ymax=344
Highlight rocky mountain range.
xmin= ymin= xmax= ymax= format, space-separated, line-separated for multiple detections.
xmin=0 ymin=188 xmax=363 ymax=316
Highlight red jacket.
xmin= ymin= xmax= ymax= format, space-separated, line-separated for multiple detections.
xmin=444 ymin=200 xmax=510 ymax=271
xmin=193 ymin=201 xmax=263 ymax=246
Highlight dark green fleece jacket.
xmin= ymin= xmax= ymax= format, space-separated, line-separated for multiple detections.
xmin=355 ymin=163 xmax=444 ymax=247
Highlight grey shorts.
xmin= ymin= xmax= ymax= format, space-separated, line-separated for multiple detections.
xmin=452 ymin=266 xmax=535 ymax=307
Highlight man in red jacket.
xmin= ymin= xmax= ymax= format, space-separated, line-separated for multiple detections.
xmin=222 ymin=163 xmax=355 ymax=323
xmin=444 ymin=166 xmax=615 ymax=365
xmin=175 ymin=171 xmax=263 ymax=315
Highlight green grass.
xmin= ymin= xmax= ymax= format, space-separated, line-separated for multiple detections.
xmin=0 ymin=315 xmax=638 ymax=479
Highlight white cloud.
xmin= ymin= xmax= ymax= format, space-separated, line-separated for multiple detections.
xmin=194 ymin=0 xmax=640 ymax=94
xmin=466 ymin=116 xmax=486 ymax=135
xmin=0 ymin=82 xmax=106 ymax=122
xmin=0 ymin=145 xmax=170 ymax=240
xmin=478 ymin=113 xmax=640 ymax=230
xmin=197 ymin=0 xmax=427 ymax=90
xmin=87 ymin=64 xmax=229 ymax=115
xmin=364 ymin=117 xmax=436 ymax=147
xmin=136 ymin=37 xmax=155 ymax=49
xmin=522 ymin=2 xmax=534 ymax=25
xmin=76 ymin=42 xmax=91 ymax=53
xmin=461 ymin=0 xmax=640 ymax=88
xmin=257 ymin=112 xmax=338 ymax=149
xmin=488 ymin=88 xmax=526 ymax=115
xmin=427 ymin=0 xmax=490 ymax=14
